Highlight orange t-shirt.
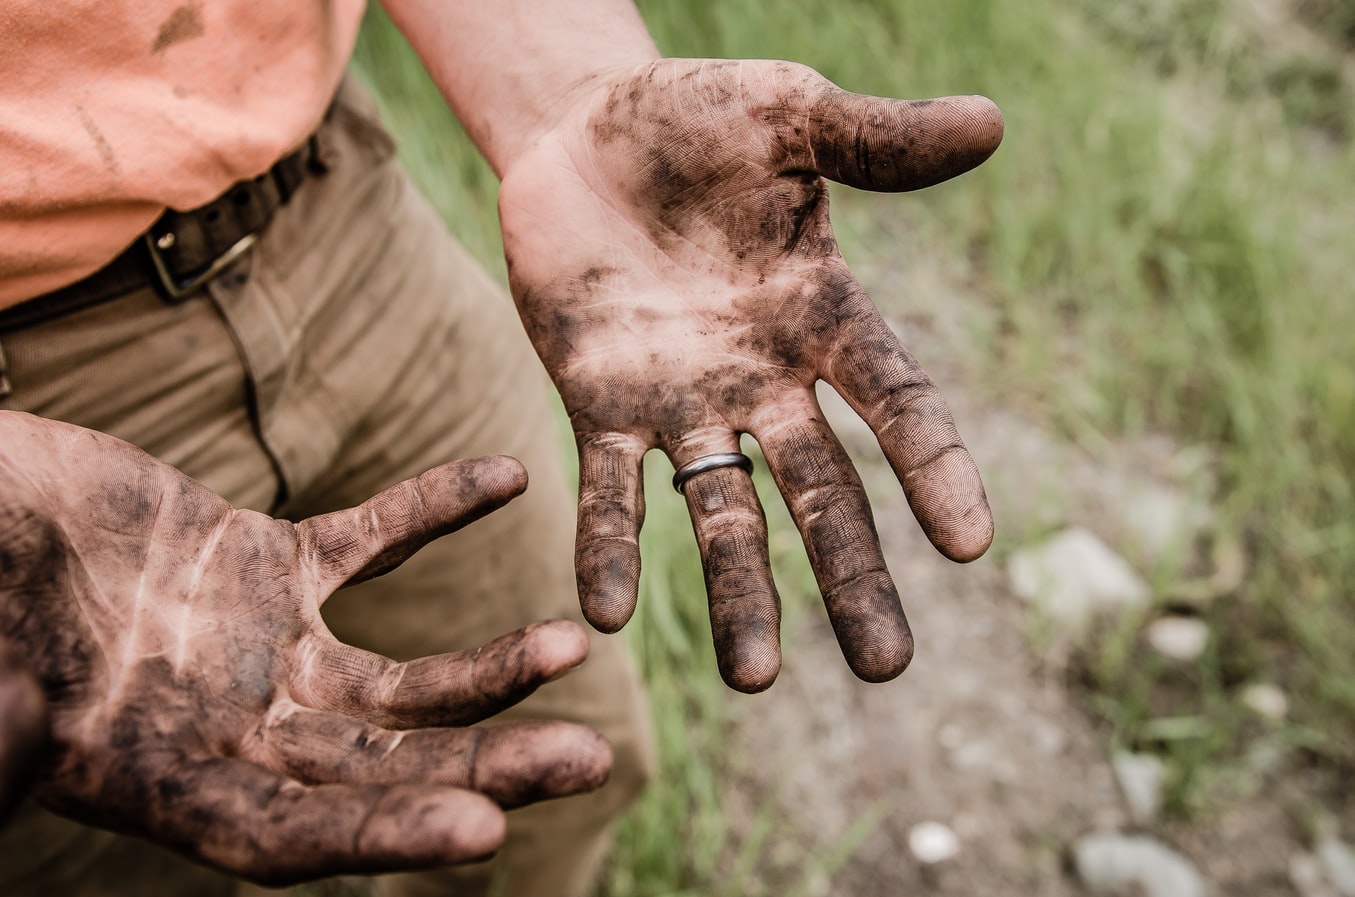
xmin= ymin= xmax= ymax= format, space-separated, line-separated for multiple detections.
xmin=0 ymin=0 xmax=366 ymax=307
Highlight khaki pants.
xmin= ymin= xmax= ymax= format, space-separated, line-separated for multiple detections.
xmin=0 ymin=78 xmax=653 ymax=897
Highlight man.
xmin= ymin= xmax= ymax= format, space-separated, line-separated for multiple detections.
xmin=0 ymin=1 xmax=1002 ymax=894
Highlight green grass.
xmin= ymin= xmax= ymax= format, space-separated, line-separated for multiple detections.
xmin=354 ymin=0 xmax=1355 ymax=888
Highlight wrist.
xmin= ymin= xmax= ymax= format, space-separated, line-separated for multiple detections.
xmin=497 ymin=57 xmax=657 ymax=174
xmin=382 ymin=0 xmax=660 ymax=177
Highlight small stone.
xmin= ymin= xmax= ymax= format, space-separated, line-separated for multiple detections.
xmin=909 ymin=821 xmax=960 ymax=864
xmin=1292 ymin=852 xmax=1339 ymax=897
xmin=1246 ymin=739 xmax=1287 ymax=775
xmin=1145 ymin=615 xmax=1209 ymax=662
xmin=1318 ymin=837 xmax=1355 ymax=897
xmin=951 ymin=740 xmax=993 ymax=772
xmin=1112 ymin=751 xmax=1167 ymax=824
xmin=1008 ymin=527 xmax=1151 ymax=632
xmin=1241 ymin=683 xmax=1289 ymax=722
xmin=1120 ymin=482 xmax=1209 ymax=564
xmin=1074 ymin=832 xmax=1206 ymax=897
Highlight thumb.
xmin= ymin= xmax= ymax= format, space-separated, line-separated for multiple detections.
xmin=791 ymin=86 xmax=1003 ymax=192
xmin=299 ymin=456 xmax=528 ymax=594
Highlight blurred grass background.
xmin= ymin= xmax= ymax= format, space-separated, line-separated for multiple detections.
xmin=353 ymin=0 xmax=1354 ymax=892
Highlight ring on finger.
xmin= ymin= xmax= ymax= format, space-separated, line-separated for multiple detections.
xmin=672 ymin=452 xmax=754 ymax=494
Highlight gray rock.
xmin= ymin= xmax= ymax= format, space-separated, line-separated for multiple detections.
xmin=1145 ymin=615 xmax=1210 ymax=662
xmin=1241 ymin=682 xmax=1289 ymax=722
xmin=1118 ymin=480 xmax=1212 ymax=565
xmin=1008 ymin=527 xmax=1151 ymax=632
xmin=1318 ymin=837 xmax=1355 ymax=897
xmin=908 ymin=821 xmax=961 ymax=864
xmin=1112 ymin=751 xmax=1167 ymax=824
xmin=1292 ymin=852 xmax=1339 ymax=897
xmin=1074 ymin=832 xmax=1207 ymax=897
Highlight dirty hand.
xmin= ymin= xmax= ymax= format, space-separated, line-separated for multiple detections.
xmin=0 ymin=411 xmax=611 ymax=885
xmin=500 ymin=59 xmax=1002 ymax=693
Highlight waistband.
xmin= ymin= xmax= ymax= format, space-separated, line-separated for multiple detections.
xmin=0 ymin=142 xmax=323 ymax=333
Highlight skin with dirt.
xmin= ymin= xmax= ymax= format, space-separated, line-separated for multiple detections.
xmin=0 ymin=412 xmax=612 ymax=885
xmin=0 ymin=55 xmax=1006 ymax=884
xmin=499 ymin=58 xmax=1004 ymax=693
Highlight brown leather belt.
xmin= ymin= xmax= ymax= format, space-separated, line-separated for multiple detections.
xmin=0 ymin=142 xmax=320 ymax=333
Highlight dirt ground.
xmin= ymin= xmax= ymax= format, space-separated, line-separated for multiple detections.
xmin=721 ymin=240 xmax=1314 ymax=896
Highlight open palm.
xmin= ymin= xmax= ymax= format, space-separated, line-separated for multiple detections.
xmin=504 ymin=59 xmax=1002 ymax=693
xmin=501 ymin=59 xmax=1002 ymax=692
xmin=0 ymin=412 xmax=610 ymax=884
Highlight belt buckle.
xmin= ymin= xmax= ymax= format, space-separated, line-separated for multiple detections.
xmin=143 ymin=230 xmax=257 ymax=301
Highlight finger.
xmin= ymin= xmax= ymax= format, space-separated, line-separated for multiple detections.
xmin=0 ymin=635 xmax=47 ymax=825
xmin=784 ymin=80 xmax=1004 ymax=192
xmin=823 ymin=294 xmax=994 ymax=562
xmin=293 ymin=620 xmax=590 ymax=728
xmin=754 ymin=408 xmax=913 ymax=683
xmin=299 ymin=455 xmax=528 ymax=593
xmin=252 ymin=702 xmax=612 ymax=809
xmin=146 ymin=757 xmax=507 ymax=886
xmin=574 ymin=433 xmax=647 ymax=633
xmin=673 ymin=447 xmax=782 ymax=693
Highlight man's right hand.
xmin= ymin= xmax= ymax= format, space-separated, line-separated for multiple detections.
xmin=500 ymin=58 xmax=999 ymax=692
xmin=0 ymin=411 xmax=612 ymax=885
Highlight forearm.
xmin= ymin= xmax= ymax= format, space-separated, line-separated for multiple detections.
xmin=379 ymin=0 xmax=660 ymax=176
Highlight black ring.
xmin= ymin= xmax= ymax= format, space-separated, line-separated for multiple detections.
xmin=672 ymin=452 xmax=754 ymax=494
